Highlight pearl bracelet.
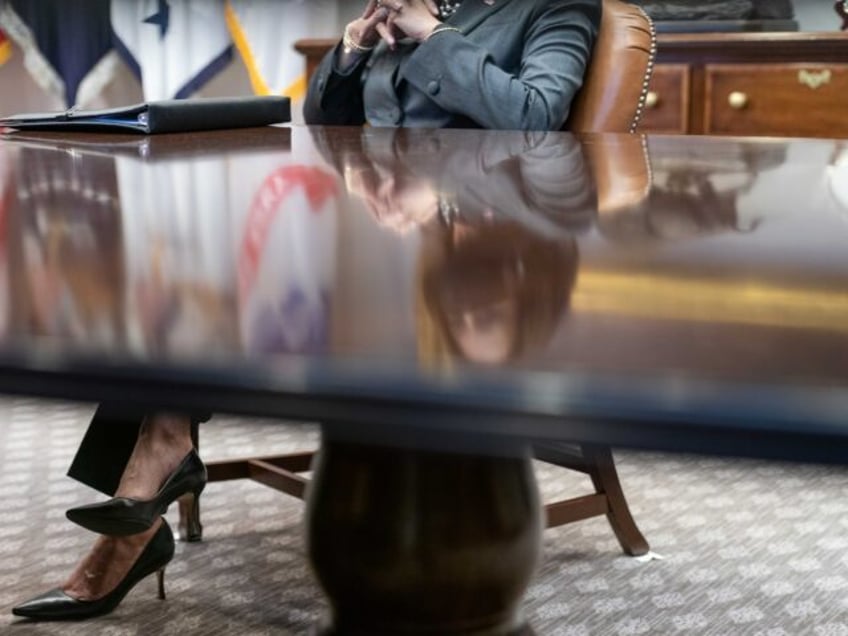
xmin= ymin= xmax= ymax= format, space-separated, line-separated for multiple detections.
xmin=426 ymin=25 xmax=462 ymax=41
xmin=342 ymin=25 xmax=375 ymax=55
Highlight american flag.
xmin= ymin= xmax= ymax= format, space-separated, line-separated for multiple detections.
xmin=0 ymin=1 xmax=113 ymax=106
xmin=111 ymin=0 xmax=233 ymax=100
xmin=0 ymin=27 xmax=11 ymax=67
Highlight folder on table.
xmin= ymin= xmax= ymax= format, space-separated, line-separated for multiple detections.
xmin=0 ymin=96 xmax=290 ymax=134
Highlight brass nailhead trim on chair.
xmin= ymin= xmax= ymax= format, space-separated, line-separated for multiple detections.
xmin=630 ymin=7 xmax=658 ymax=134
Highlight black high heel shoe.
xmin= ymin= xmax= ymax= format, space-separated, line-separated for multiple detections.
xmin=66 ymin=449 xmax=207 ymax=536
xmin=12 ymin=518 xmax=175 ymax=620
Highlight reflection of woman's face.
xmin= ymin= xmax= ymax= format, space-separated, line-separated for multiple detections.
xmin=421 ymin=221 xmax=578 ymax=368
xmin=437 ymin=241 xmax=522 ymax=364
xmin=446 ymin=297 xmax=518 ymax=365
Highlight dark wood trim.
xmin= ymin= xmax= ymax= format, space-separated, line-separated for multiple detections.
xmin=246 ymin=459 xmax=310 ymax=499
xmin=294 ymin=38 xmax=337 ymax=83
xmin=656 ymin=32 xmax=848 ymax=64
xmin=294 ymin=38 xmax=337 ymax=54
xmin=583 ymin=445 xmax=651 ymax=556
xmin=545 ymin=493 xmax=609 ymax=527
xmin=205 ymin=452 xmax=315 ymax=500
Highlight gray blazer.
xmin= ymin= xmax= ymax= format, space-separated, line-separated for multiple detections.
xmin=303 ymin=0 xmax=601 ymax=131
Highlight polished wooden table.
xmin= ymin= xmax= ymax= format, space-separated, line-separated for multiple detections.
xmin=1 ymin=125 xmax=848 ymax=634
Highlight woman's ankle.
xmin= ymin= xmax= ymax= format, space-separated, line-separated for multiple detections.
xmin=114 ymin=414 xmax=194 ymax=499
xmin=141 ymin=414 xmax=193 ymax=453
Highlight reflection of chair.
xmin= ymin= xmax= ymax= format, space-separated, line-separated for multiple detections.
xmin=190 ymin=0 xmax=656 ymax=557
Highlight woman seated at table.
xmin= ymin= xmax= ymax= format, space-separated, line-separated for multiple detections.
xmin=12 ymin=0 xmax=599 ymax=621
xmin=304 ymin=0 xmax=600 ymax=131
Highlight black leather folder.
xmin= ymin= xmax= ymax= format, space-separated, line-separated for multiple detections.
xmin=0 ymin=96 xmax=291 ymax=134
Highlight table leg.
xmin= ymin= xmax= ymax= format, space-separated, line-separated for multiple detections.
xmin=306 ymin=437 xmax=542 ymax=636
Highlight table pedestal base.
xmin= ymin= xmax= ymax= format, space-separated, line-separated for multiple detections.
xmin=306 ymin=438 xmax=542 ymax=635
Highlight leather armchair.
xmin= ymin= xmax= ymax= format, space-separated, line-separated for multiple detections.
xmin=567 ymin=0 xmax=657 ymax=134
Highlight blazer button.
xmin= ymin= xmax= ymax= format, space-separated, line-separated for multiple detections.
xmin=427 ymin=80 xmax=440 ymax=96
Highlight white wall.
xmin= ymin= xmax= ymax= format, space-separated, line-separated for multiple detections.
xmin=793 ymin=0 xmax=845 ymax=31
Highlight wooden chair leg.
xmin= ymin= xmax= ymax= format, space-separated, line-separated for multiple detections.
xmin=186 ymin=431 xmax=649 ymax=559
xmin=177 ymin=419 xmax=204 ymax=542
xmin=582 ymin=444 xmax=649 ymax=556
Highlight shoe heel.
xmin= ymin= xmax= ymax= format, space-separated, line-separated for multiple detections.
xmin=178 ymin=488 xmax=203 ymax=543
xmin=156 ymin=568 xmax=166 ymax=600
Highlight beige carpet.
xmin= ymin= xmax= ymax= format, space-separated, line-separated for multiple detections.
xmin=1 ymin=397 xmax=848 ymax=635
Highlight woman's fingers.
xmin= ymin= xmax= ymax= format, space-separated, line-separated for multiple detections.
xmin=376 ymin=19 xmax=397 ymax=48
xmin=354 ymin=4 xmax=389 ymax=47
xmin=363 ymin=5 xmax=390 ymax=29
xmin=362 ymin=0 xmax=378 ymax=18
xmin=422 ymin=0 xmax=440 ymax=17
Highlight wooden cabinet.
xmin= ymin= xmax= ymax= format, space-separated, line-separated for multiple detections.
xmin=639 ymin=33 xmax=848 ymax=139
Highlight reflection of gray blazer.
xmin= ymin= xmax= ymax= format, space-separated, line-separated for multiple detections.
xmin=304 ymin=0 xmax=601 ymax=131
xmin=312 ymin=126 xmax=597 ymax=235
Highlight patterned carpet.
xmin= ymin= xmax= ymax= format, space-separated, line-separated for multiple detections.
xmin=1 ymin=397 xmax=848 ymax=635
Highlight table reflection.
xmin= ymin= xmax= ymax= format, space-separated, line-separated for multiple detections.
xmin=9 ymin=146 xmax=124 ymax=349
xmin=312 ymin=127 xmax=593 ymax=369
xmin=595 ymin=136 xmax=787 ymax=243
xmin=829 ymin=142 xmax=848 ymax=215
xmin=1 ymin=127 xmax=847 ymax=385
xmin=4 ymin=129 xmax=342 ymax=362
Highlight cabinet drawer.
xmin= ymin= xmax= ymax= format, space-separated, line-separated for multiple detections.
xmin=706 ymin=64 xmax=848 ymax=138
xmin=637 ymin=64 xmax=690 ymax=134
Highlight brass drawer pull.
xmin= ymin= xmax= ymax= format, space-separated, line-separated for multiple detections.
xmin=728 ymin=91 xmax=749 ymax=110
xmin=798 ymin=69 xmax=832 ymax=90
xmin=645 ymin=91 xmax=660 ymax=109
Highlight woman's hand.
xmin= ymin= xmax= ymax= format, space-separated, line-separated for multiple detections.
xmin=345 ymin=164 xmax=439 ymax=233
xmin=377 ymin=0 xmax=442 ymax=47
xmin=345 ymin=0 xmax=392 ymax=50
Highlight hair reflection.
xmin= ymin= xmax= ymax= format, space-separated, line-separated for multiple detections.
xmin=314 ymin=127 xmax=596 ymax=367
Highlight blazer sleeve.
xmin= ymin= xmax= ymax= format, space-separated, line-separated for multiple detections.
xmin=401 ymin=0 xmax=600 ymax=131
xmin=303 ymin=44 xmax=370 ymax=126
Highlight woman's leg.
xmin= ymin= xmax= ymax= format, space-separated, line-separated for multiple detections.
xmin=61 ymin=413 xmax=193 ymax=601
xmin=112 ymin=413 xmax=193 ymax=499
xmin=69 ymin=407 xmax=201 ymax=497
